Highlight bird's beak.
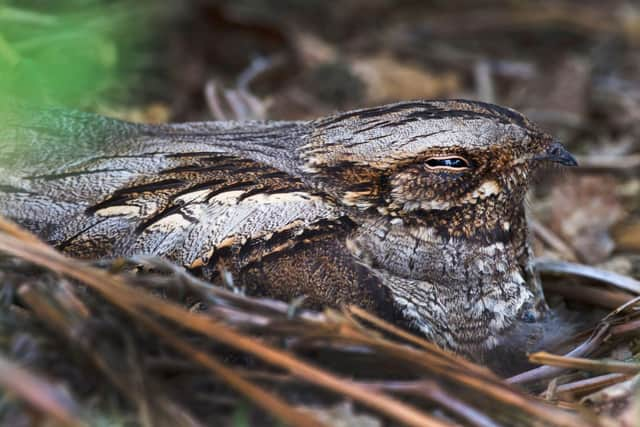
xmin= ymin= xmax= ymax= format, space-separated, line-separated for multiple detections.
xmin=533 ymin=141 xmax=578 ymax=166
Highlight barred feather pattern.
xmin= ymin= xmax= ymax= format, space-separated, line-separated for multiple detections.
xmin=0 ymin=100 xmax=576 ymax=372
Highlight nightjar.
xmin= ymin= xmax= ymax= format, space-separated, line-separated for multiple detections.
xmin=0 ymin=100 xmax=577 ymax=373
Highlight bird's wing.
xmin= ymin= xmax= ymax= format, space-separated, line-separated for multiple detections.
xmin=0 ymin=107 xmax=347 ymax=267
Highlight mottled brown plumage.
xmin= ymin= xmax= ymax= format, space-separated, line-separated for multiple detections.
xmin=0 ymin=100 xmax=577 ymax=373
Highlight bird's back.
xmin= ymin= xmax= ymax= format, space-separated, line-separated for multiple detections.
xmin=0 ymin=107 xmax=347 ymax=270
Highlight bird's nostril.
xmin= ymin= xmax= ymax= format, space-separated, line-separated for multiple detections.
xmin=540 ymin=141 xmax=578 ymax=167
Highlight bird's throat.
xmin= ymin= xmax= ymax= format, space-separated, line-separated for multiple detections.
xmin=347 ymin=211 xmax=542 ymax=356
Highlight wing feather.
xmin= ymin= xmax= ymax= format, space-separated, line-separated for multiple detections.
xmin=56 ymin=154 xmax=345 ymax=266
xmin=1 ymin=107 xmax=345 ymax=266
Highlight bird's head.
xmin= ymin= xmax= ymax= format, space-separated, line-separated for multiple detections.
xmin=302 ymin=101 xmax=578 ymax=362
xmin=304 ymin=100 xmax=576 ymax=241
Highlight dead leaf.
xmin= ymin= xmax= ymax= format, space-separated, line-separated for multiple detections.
xmin=550 ymin=175 xmax=625 ymax=264
xmin=581 ymin=374 xmax=640 ymax=423
xmin=613 ymin=222 xmax=640 ymax=252
xmin=294 ymin=32 xmax=338 ymax=67
xmin=351 ymin=53 xmax=460 ymax=103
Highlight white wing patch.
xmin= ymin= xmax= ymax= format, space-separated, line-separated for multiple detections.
xmin=94 ymin=205 xmax=142 ymax=218
xmin=96 ymin=189 xmax=343 ymax=265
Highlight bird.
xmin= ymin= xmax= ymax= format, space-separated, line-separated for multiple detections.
xmin=0 ymin=100 xmax=578 ymax=373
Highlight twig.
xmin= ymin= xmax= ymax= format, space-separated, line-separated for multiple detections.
xmin=204 ymin=56 xmax=272 ymax=121
xmin=4 ymin=240 xmax=327 ymax=427
xmin=17 ymin=283 xmax=204 ymax=427
xmin=535 ymin=260 xmax=640 ymax=295
xmin=347 ymin=306 xmax=499 ymax=381
xmin=0 ymin=353 xmax=89 ymax=427
xmin=124 ymin=299 xmax=329 ymax=427
xmin=507 ymin=323 xmax=610 ymax=385
xmin=542 ymin=280 xmax=634 ymax=310
xmin=0 ymin=217 xmax=596 ymax=426
xmin=236 ymin=56 xmax=279 ymax=90
xmin=128 ymin=255 xmax=324 ymax=322
xmin=205 ymin=81 xmax=228 ymax=121
xmin=346 ymin=308 xmax=586 ymax=427
xmin=555 ymin=373 xmax=630 ymax=399
xmin=573 ymin=154 xmax=640 ymax=171
xmin=611 ymin=318 xmax=640 ymax=336
xmin=363 ymin=380 xmax=502 ymax=427
xmin=530 ymin=220 xmax=578 ymax=262
xmin=225 ymin=89 xmax=251 ymax=120
xmin=601 ymin=295 xmax=640 ymax=322
xmin=0 ymin=218 xmax=452 ymax=427
xmin=529 ymin=353 xmax=640 ymax=375
xmin=474 ymin=59 xmax=495 ymax=103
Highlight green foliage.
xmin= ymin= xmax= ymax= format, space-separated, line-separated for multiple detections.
xmin=232 ymin=400 xmax=251 ymax=427
xmin=0 ymin=1 xmax=156 ymax=108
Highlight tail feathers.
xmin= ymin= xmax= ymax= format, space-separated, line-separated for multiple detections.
xmin=0 ymin=103 xmax=143 ymax=178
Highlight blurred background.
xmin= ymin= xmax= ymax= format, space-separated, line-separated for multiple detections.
xmin=2 ymin=3 xmax=640 ymax=425
xmin=1 ymin=0 xmax=640 ymax=285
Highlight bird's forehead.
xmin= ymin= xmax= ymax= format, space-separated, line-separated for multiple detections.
xmin=306 ymin=101 xmax=535 ymax=167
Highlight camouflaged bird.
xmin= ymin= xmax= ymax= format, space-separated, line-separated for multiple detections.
xmin=0 ymin=100 xmax=577 ymax=371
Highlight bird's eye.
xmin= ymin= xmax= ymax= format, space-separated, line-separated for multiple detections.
xmin=425 ymin=157 xmax=470 ymax=170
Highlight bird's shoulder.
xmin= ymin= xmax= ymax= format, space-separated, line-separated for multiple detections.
xmin=44 ymin=150 xmax=352 ymax=268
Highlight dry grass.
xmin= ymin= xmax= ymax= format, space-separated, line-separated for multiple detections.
xmin=1 ymin=216 xmax=639 ymax=426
